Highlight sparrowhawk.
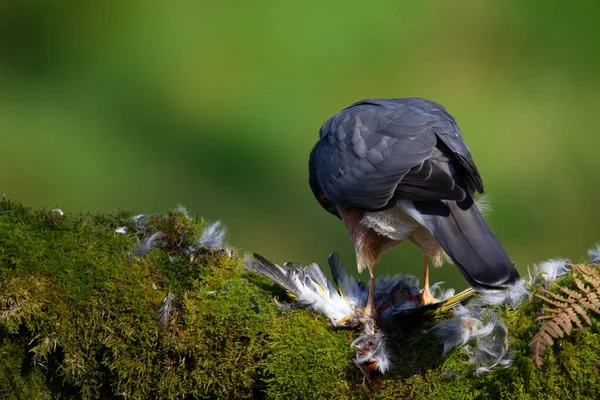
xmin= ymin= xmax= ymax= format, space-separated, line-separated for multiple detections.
xmin=308 ymin=98 xmax=520 ymax=318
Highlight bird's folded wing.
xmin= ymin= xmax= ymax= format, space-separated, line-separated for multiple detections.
xmin=312 ymin=98 xmax=483 ymax=211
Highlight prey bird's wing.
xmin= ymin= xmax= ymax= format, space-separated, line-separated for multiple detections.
xmin=328 ymin=253 xmax=361 ymax=301
xmin=310 ymin=98 xmax=483 ymax=211
xmin=304 ymin=262 xmax=337 ymax=295
xmin=246 ymin=253 xmax=358 ymax=327
xmin=246 ymin=253 xmax=303 ymax=298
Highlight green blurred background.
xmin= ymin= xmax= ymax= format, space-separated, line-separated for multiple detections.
xmin=1 ymin=1 xmax=599 ymax=288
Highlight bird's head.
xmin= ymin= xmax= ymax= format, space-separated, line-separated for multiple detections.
xmin=332 ymin=314 xmax=359 ymax=329
xmin=315 ymin=192 xmax=340 ymax=219
xmin=309 ymin=148 xmax=341 ymax=219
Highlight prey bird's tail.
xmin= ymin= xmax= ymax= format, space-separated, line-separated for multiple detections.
xmin=385 ymin=287 xmax=476 ymax=327
xmin=423 ymin=287 xmax=476 ymax=317
xmin=407 ymin=198 xmax=520 ymax=291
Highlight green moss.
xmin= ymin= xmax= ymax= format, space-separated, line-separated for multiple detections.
xmin=263 ymin=310 xmax=356 ymax=399
xmin=367 ymin=287 xmax=600 ymax=400
xmin=1 ymin=197 xmax=600 ymax=399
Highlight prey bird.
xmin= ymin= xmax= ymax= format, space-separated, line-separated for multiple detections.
xmin=246 ymin=252 xmax=476 ymax=375
xmin=309 ymin=98 xmax=520 ymax=319
xmin=245 ymin=252 xmax=475 ymax=329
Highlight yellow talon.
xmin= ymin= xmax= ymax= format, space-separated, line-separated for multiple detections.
xmin=420 ymin=286 xmax=438 ymax=305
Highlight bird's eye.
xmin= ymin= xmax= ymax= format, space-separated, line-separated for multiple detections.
xmin=319 ymin=193 xmax=331 ymax=204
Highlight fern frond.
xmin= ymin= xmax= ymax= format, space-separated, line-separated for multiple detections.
xmin=530 ymin=264 xmax=600 ymax=369
xmin=535 ymin=293 xmax=567 ymax=309
xmin=530 ymin=329 xmax=555 ymax=369
xmin=534 ymin=311 xmax=556 ymax=321
xmin=577 ymin=264 xmax=600 ymax=288
xmin=571 ymin=304 xmax=592 ymax=326
xmin=573 ymin=274 xmax=589 ymax=293
xmin=581 ymin=296 xmax=600 ymax=314
xmin=554 ymin=315 xmax=573 ymax=335
xmin=566 ymin=307 xmax=585 ymax=330
xmin=558 ymin=286 xmax=582 ymax=299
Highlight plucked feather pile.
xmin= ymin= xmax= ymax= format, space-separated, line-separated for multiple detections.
xmin=246 ymin=243 xmax=600 ymax=377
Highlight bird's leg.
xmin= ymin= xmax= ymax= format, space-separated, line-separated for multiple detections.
xmin=364 ymin=264 xmax=377 ymax=318
xmin=337 ymin=206 xmax=381 ymax=320
xmin=420 ymin=256 xmax=437 ymax=305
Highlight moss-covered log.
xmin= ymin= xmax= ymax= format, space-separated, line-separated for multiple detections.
xmin=1 ymin=199 xmax=599 ymax=399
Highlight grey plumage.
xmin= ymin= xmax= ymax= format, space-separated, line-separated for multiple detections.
xmin=328 ymin=253 xmax=367 ymax=305
xmin=310 ymin=98 xmax=481 ymax=211
xmin=408 ymin=199 xmax=519 ymax=290
xmin=304 ymin=262 xmax=338 ymax=295
xmin=429 ymin=305 xmax=491 ymax=356
xmin=309 ymin=98 xmax=520 ymax=291
xmin=248 ymin=254 xmax=304 ymax=296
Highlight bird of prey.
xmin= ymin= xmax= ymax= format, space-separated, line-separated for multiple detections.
xmin=308 ymin=98 xmax=520 ymax=318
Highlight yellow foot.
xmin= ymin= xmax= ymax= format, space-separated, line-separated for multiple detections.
xmin=419 ymin=288 xmax=437 ymax=305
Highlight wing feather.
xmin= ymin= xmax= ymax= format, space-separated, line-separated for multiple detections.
xmin=311 ymin=98 xmax=483 ymax=210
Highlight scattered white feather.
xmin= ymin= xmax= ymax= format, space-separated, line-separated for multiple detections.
xmin=588 ymin=243 xmax=600 ymax=264
xmin=531 ymin=258 xmax=572 ymax=287
xmin=115 ymin=226 xmax=127 ymax=234
xmin=173 ymin=204 xmax=192 ymax=220
xmin=158 ymin=292 xmax=175 ymax=328
xmin=475 ymin=279 xmax=529 ymax=309
xmin=52 ymin=208 xmax=64 ymax=216
xmin=131 ymin=214 xmax=150 ymax=224
xmin=131 ymin=214 xmax=151 ymax=234
xmin=429 ymin=306 xmax=494 ymax=355
xmin=133 ymin=231 xmax=166 ymax=256
xmin=430 ymin=306 xmax=512 ymax=373
xmin=467 ymin=319 xmax=512 ymax=376
xmin=199 ymin=221 xmax=227 ymax=251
